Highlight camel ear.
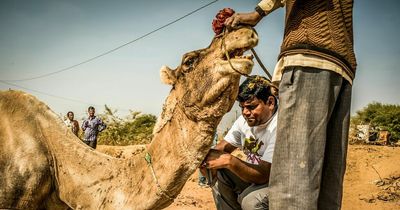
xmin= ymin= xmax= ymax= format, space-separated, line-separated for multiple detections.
xmin=160 ymin=65 xmax=177 ymax=85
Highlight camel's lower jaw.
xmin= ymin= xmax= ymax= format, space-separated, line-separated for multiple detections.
xmin=216 ymin=53 xmax=254 ymax=75
xmin=228 ymin=58 xmax=254 ymax=75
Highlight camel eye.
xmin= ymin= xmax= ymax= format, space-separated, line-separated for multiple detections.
xmin=183 ymin=57 xmax=195 ymax=68
xmin=182 ymin=56 xmax=197 ymax=73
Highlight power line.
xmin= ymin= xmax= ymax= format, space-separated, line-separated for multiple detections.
xmin=1 ymin=0 xmax=219 ymax=82
xmin=0 ymin=80 xmax=131 ymax=112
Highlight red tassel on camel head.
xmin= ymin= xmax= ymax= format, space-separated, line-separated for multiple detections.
xmin=212 ymin=8 xmax=235 ymax=35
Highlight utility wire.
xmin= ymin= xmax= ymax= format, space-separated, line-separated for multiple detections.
xmin=0 ymin=80 xmax=131 ymax=112
xmin=1 ymin=0 xmax=219 ymax=82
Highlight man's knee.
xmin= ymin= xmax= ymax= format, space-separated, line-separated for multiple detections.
xmin=240 ymin=194 xmax=269 ymax=210
xmin=239 ymin=185 xmax=269 ymax=210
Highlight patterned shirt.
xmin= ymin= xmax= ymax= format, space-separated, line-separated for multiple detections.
xmin=82 ymin=116 xmax=106 ymax=141
xmin=258 ymin=0 xmax=354 ymax=85
xmin=224 ymin=113 xmax=277 ymax=164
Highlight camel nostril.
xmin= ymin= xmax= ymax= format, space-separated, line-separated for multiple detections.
xmin=251 ymin=32 xmax=256 ymax=39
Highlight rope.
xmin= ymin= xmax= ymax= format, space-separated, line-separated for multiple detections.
xmin=144 ymin=152 xmax=175 ymax=201
xmin=221 ymin=28 xmax=250 ymax=77
xmin=251 ymin=48 xmax=272 ymax=79
xmin=220 ymin=28 xmax=279 ymax=91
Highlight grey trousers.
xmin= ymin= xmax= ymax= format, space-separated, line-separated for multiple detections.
xmin=268 ymin=66 xmax=352 ymax=210
xmin=83 ymin=140 xmax=97 ymax=149
xmin=212 ymin=169 xmax=269 ymax=210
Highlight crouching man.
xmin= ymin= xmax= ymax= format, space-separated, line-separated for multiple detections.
xmin=202 ymin=75 xmax=278 ymax=210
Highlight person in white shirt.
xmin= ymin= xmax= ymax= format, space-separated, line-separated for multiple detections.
xmin=64 ymin=111 xmax=79 ymax=137
xmin=202 ymin=75 xmax=278 ymax=210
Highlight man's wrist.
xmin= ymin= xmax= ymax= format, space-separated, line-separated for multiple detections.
xmin=223 ymin=153 xmax=235 ymax=170
xmin=255 ymin=6 xmax=266 ymax=17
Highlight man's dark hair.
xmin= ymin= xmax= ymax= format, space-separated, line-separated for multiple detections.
xmin=88 ymin=106 xmax=95 ymax=111
xmin=237 ymin=75 xmax=275 ymax=103
xmin=67 ymin=111 xmax=74 ymax=116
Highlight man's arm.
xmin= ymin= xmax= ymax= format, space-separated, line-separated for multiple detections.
xmin=97 ymin=119 xmax=106 ymax=132
xmin=213 ymin=139 xmax=237 ymax=153
xmin=229 ymin=158 xmax=271 ymax=184
xmin=72 ymin=120 xmax=79 ymax=135
xmin=81 ymin=120 xmax=88 ymax=131
xmin=224 ymin=0 xmax=285 ymax=28
xmin=73 ymin=120 xmax=79 ymax=129
xmin=205 ymin=139 xmax=271 ymax=184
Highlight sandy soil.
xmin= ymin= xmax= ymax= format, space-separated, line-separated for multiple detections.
xmin=97 ymin=144 xmax=400 ymax=209
xmin=164 ymin=145 xmax=400 ymax=210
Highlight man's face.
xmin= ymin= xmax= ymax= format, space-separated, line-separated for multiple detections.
xmin=67 ymin=112 xmax=74 ymax=121
xmin=239 ymin=96 xmax=275 ymax=127
xmin=88 ymin=109 xmax=95 ymax=117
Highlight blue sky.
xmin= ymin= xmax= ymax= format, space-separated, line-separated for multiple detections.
xmin=0 ymin=0 xmax=399 ymax=129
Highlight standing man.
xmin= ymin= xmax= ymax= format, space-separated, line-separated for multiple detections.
xmin=202 ymin=76 xmax=278 ymax=210
xmin=82 ymin=106 xmax=106 ymax=149
xmin=64 ymin=111 xmax=79 ymax=137
xmin=225 ymin=0 xmax=356 ymax=209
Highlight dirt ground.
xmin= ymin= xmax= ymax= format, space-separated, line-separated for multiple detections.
xmin=165 ymin=144 xmax=400 ymax=210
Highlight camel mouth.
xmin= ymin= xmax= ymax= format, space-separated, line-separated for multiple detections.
xmin=220 ymin=42 xmax=256 ymax=75
xmin=216 ymin=26 xmax=258 ymax=75
xmin=217 ymin=51 xmax=254 ymax=75
xmin=222 ymin=47 xmax=254 ymax=61
xmin=226 ymin=53 xmax=254 ymax=62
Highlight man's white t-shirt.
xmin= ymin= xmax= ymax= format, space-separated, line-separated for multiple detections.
xmin=64 ymin=119 xmax=73 ymax=128
xmin=224 ymin=113 xmax=277 ymax=164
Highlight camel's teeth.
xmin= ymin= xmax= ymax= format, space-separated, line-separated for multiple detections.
xmin=244 ymin=54 xmax=254 ymax=59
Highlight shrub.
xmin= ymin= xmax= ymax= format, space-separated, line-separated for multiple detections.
xmin=97 ymin=105 xmax=157 ymax=145
xmin=351 ymin=102 xmax=400 ymax=142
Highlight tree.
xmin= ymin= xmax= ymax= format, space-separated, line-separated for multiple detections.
xmin=97 ymin=105 xmax=157 ymax=145
xmin=351 ymin=102 xmax=400 ymax=141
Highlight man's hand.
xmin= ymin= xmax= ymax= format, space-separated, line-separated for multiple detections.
xmin=199 ymin=149 xmax=226 ymax=177
xmin=200 ymin=149 xmax=230 ymax=187
xmin=204 ymin=149 xmax=233 ymax=170
xmin=203 ymin=148 xmax=272 ymax=184
xmin=224 ymin=11 xmax=262 ymax=29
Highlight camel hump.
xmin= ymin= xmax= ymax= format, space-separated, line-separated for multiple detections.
xmin=1 ymin=90 xmax=63 ymax=129
xmin=1 ymin=90 xmax=52 ymax=114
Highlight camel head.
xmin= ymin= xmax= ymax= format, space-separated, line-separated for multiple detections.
xmin=159 ymin=26 xmax=258 ymax=124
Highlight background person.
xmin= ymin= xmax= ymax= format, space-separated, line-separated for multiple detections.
xmin=82 ymin=106 xmax=106 ymax=149
xmin=64 ymin=111 xmax=79 ymax=137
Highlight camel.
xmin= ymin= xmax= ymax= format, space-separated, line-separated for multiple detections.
xmin=0 ymin=26 xmax=258 ymax=209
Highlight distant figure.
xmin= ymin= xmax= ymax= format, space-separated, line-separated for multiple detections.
xmin=81 ymin=106 xmax=106 ymax=149
xmin=64 ymin=111 xmax=79 ymax=137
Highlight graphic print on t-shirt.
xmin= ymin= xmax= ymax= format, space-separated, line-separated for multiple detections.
xmin=243 ymin=136 xmax=264 ymax=164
